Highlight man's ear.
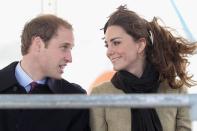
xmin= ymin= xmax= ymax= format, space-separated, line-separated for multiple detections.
xmin=31 ymin=36 xmax=44 ymax=52
xmin=137 ymin=38 xmax=146 ymax=54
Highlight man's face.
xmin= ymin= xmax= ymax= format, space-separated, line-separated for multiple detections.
xmin=38 ymin=27 xmax=74 ymax=79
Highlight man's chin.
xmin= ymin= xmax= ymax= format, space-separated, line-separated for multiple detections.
xmin=51 ymin=74 xmax=62 ymax=80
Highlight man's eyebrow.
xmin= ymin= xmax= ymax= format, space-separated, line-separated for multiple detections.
xmin=61 ymin=42 xmax=74 ymax=47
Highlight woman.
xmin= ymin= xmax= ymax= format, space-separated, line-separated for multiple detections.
xmin=90 ymin=5 xmax=197 ymax=131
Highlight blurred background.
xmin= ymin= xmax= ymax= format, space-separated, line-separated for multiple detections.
xmin=0 ymin=0 xmax=197 ymax=128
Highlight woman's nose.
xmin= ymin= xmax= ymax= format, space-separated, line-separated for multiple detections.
xmin=106 ymin=46 xmax=115 ymax=57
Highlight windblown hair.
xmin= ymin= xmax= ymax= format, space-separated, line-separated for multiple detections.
xmin=21 ymin=14 xmax=73 ymax=55
xmin=104 ymin=5 xmax=197 ymax=88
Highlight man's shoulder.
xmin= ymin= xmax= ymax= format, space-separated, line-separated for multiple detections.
xmin=0 ymin=62 xmax=18 ymax=73
xmin=0 ymin=62 xmax=18 ymax=91
xmin=59 ymin=79 xmax=87 ymax=94
xmin=69 ymin=82 xmax=87 ymax=94
xmin=49 ymin=78 xmax=87 ymax=94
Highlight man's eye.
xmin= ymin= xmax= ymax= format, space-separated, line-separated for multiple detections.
xmin=62 ymin=45 xmax=68 ymax=49
xmin=60 ymin=46 xmax=69 ymax=51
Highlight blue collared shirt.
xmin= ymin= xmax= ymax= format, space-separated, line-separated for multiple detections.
xmin=15 ymin=62 xmax=46 ymax=92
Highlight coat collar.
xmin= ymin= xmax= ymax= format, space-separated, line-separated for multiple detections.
xmin=0 ymin=62 xmax=84 ymax=94
xmin=0 ymin=61 xmax=60 ymax=92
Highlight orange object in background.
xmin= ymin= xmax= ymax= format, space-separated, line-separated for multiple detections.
xmin=88 ymin=70 xmax=115 ymax=94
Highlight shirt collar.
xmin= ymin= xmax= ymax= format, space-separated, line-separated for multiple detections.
xmin=15 ymin=62 xmax=46 ymax=88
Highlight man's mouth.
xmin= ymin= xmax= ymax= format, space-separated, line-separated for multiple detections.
xmin=59 ymin=64 xmax=66 ymax=73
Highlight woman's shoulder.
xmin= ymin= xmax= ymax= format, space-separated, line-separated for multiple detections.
xmin=90 ymin=82 xmax=124 ymax=94
xmin=158 ymin=80 xmax=188 ymax=94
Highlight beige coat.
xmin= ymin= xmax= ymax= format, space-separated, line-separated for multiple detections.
xmin=90 ymin=81 xmax=191 ymax=131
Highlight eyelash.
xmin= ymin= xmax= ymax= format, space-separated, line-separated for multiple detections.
xmin=113 ymin=41 xmax=120 ymax=45
xmin=104 ymin=41 xmax=121 ymax=48
xmin=61 ymin=45 xmax=73 ymax=51
xmin=62 ymin=46 xmax=68 ymax=49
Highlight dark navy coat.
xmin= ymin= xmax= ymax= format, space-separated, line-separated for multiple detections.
xmin=0 ymin=62 xmax=90 ymax=131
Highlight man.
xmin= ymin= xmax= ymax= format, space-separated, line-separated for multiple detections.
xmin=0 ymin=14 xmax=90 ymax=131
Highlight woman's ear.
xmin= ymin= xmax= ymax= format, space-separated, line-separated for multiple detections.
xmin=137 ymin=38 xmax=146 ymax=54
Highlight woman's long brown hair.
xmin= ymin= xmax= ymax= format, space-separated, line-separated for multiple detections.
xmin=104 ymin=5 xmax=197 ymax=88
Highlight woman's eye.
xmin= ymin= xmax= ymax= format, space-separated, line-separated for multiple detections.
xmin=113 ymin=41 xmax=120 ymax=45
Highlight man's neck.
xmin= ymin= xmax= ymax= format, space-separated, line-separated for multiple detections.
xmin=20 ymin=57 xmax=45 ymax=81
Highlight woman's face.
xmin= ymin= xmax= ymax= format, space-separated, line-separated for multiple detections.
xmin=104 ymin=25 xmax=146 ymax=74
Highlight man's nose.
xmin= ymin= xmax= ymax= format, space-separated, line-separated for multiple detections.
xmin=64 ymin=51 xmax=72 ymax=63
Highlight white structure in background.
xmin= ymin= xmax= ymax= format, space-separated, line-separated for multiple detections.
xmin=41 ymin=0 xmax=57 ymax=14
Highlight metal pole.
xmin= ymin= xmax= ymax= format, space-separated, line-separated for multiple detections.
xmin=0 ymin=94 xmax=190 ymax=108
xmin=0 ymin=94 xmax=196 ymax=120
